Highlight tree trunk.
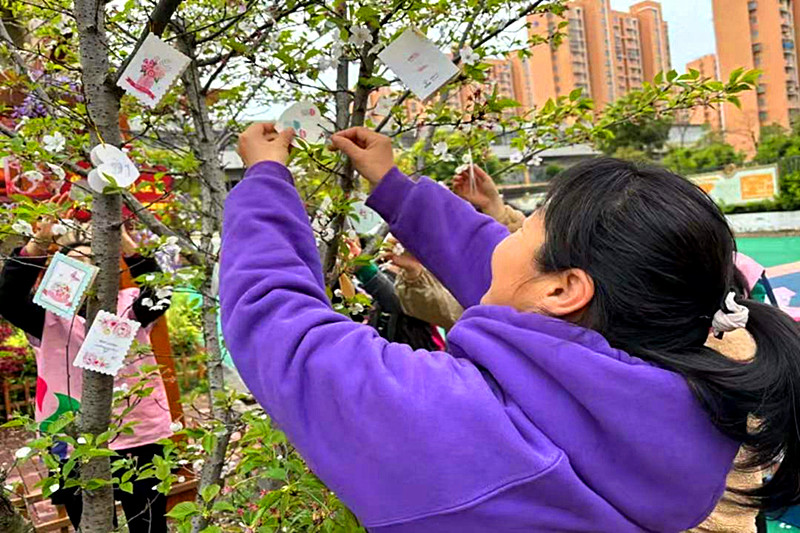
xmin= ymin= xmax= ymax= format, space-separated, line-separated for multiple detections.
xmin=74 ymin=0 xmax=124 ymax=530
xmin=176 ymin=36 xmax=234 ymax=533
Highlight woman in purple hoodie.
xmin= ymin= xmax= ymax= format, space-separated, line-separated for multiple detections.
xmin=220 ymin=124 xmax=800 ymax=532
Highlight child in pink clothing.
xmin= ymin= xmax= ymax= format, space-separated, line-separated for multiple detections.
xmin=0 ymin=221 xmax=173 ymax=533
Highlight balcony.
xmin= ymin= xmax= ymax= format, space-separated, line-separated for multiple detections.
xmin=784 ymin=39 xmax=796 ymax=50
xmin=748 ymin=1 xmax=757 ymax=11
xmin=753 ymin=43 xmax=763 ymax=52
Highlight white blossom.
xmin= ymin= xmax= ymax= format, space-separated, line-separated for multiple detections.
xmin=49 ymin=483 xmax=60 ymax=493
xmin=42 ymin=132 xmax=66 ymax=153
xmin=461 ymin=153 xmax=472 ymax=164
xmin=169 ymin=421 xmax=183 ymax=433
xmin=166 ymin=236 xmax=179 ymax=246
xmin=460 ymin=46 xmax=479 ymax=66
xmin=141 ymin=298 xmax=155 ymax=308
xmin=352 ymin=303 xmax=364 ymax=313
xmin=46 ymin=163 xmax=66 ymax=181
xmin=193 ymin=459 xmax=204 ymax=471
xmin=330 ymin=38 xmax=345 ymax=59
xmin=156 ymin=287 xmax=173 ymax=300
xmin=368 ymin=42 xmax=384 ymax=56
xmin=334 ymin=289 xmax=343 ymax=298
xmin=177 ymin=459 xmax=189 ymax=465
xmin=114 ymin=383 xmax=130 ymax=393
xmin=349 ymin=25 xmax=373 ymax=47
xmin=11 ymin=220 xmax=33 ymax=236
xmin=277 ymin=454 xmax=283 ymax=460
xmin=322 ymin=228 xmax=334 ymax=241
xmin=77 ymin=437 xmax=87 ymax=444
xmin=51 ymin=223 xmax=68 ymax=236
xmin=14 ymin=447 xmax=31 ymax=459
xmin=509 ymin=150 xmax=523 ymax=164
xmin=433 ymin=142 xmax=449 ymax=158
xmin=177 ymin=476 xmax=186 ymax=483
xmin=454 ymin=163 xmax=470 ymax=174
xmin=318 ymin=55 xmax=338 ymax=71
xmin=531 ymin=155 xmax=543 ymax=167
xmin=14 ymin=117 xmax=28 ymax=132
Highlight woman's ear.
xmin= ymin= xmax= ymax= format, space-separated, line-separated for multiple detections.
xmin=538 ymin=268 xmax=594 ymax=317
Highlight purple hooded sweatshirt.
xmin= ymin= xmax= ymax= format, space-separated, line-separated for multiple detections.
xmin=220 ymin=162 xmax=740 ymax=532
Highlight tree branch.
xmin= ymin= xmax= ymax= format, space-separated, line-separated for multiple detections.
xmin=112 ymin=0 xmax=184 ymax=84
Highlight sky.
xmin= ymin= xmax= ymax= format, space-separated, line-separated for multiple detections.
xmin=610 ymin=0 xmax=717 ymax=70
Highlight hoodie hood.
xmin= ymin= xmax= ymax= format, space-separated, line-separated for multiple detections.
xmin=448 ymin=305 xmax=739 ymax=532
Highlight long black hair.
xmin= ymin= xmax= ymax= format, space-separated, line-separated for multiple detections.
xmin=539 ymin=158 xmax=800 ymax=511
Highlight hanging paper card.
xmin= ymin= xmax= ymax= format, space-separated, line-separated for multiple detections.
xmin=117 ymin=34 xmax=190 ymax=108
xmin=33 ymin=253 xmax=99 ymax=318
xmin=74 ymin=311 xmax=141 ymax=376
xmin=378 ymin=28 xmax=460 ymax=101
xmin=277 ymin=101 xmax=329 ymax=144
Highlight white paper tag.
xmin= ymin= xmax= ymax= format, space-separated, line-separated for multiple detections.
xmin=378 ymin=28 xmax=460 ymax=101
xmin=117 ymin=34 xmax=191 ymax=108
xmin=74 ymin=311 xmax=141 ymax=376
xmin=277 ymin=101 xmax=329 ymax=144
xmin=33 ymin=253 xmax=99 ymax=318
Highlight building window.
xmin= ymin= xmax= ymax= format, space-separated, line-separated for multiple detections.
xmin=759 ymin=111 xmax=768 ymax=122
xmin=748 ymin=1 xmax=757 ymax=11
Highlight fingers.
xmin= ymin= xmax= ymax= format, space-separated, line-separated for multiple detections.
xmin=279 ymin=127 xmax=295 ymax=146
xmin=472 ymin=165 xmax=491 ymax=182
xmin=329 ymin=134 xmax=362 ymax=158
xmin=262 ymin=122 xmax=278 ymax=135
xmin=333 ymin=127 xmax=378 ymax=148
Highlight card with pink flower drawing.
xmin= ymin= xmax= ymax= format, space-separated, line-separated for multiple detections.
xmin=74 ymin=311 xmax=141 ymax=376
xmin=33 ymin=252 xmax=99 ymax=318
xmin=117 ymin=34 xmax=190 ymax=108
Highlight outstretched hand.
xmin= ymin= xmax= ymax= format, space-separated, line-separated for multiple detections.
xmin=452 ymin=165 xmax=504 ymax=219
xmin=238 ymin=122 xmax=295 ymax=167
xmin=330 ymin=127 xmax=395 ymax=185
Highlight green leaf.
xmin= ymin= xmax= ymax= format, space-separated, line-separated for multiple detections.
xmin=202 ymin=433 xmax=217 ymax=455
xmin=729 ymin=66 xmax=745 ymax=84
xmin=569 ymin=88 xmax=583 ymax=101
xmin=201 ymin=484 xmax=220 ymax=503
xmin=266 ymin=467 xmax=286 ymax=480
xmin=120 ymin=482 xmax=134 ymax=494
xmin=666 ymin=70 xmax=678 ymax=82
xmin=62 ymin=459 xmax=76 ymax=479
xmin=166 ymin=501 xmax=199 ymax=521
xmin=200 ymin=527 xmax=222 ymax=533
xmin=212 ymin=501 xmax=236 ymax=513
xmin=728 ymin=95 xmax=742 ymax=109
xmin=654 ymin=71 xmax=664 ymax=85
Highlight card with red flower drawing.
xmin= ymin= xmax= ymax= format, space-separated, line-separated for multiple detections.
xmin=116 ymin=34 xmax=190 ymax=108
xmin=33 ymin=252 xmax=99 ymax=318
xmin=73 ymin=310 xmax=141 ymax=376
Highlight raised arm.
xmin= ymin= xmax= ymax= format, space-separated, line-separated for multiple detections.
xmin=331 ymin=127 xmax=509 ymax=308
xmin=220 ymin=124 xmax=535 ymax=527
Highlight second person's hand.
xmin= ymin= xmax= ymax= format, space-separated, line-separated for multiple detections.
xmin=330 ymin=127 xmax=395 ymax=185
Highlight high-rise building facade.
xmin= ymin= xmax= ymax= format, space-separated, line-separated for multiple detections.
xmin=713 ymin=0 xmax=800 ymax=153
xmin=685 ymin=54 xmax=723 ymax=131
xmin=528 ymin=1 xmax=670 ymax=107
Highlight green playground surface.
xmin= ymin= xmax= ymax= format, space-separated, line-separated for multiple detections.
xmin=737 ymin=236 xmax=800 ymax=267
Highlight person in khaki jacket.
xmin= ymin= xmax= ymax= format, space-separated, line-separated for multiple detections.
xmin=392 ymin=165 xmax=524 ymax=330
xmin=391 ymin=164 xmax=763 ymax=533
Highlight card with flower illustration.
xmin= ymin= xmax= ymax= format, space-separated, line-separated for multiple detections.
xmin=277 ymin=101 xmax=329 ymax=144
xmin=117 ymin=34 xmax=190 ymax=108
xmin=73 ymin=311 xmax=141 ymax=376
xmin=378 ymin=28 xmax=460 ymax=101
xmin=33 ymin=252 xmax=99 ymax=318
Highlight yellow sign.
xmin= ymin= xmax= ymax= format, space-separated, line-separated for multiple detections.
xmin=688 ymin=165 xmax=779 ymax=206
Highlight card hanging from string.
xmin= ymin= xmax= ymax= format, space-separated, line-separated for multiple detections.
xmin=73 ymin=310 xmax=141 ymax=377
xmin=378 ymin=28 xmax=461 ymax=101
xmin=33 ymin=252 xmax=99 ymax=318
xmin=117 ymin=34 xmax=190 ymax=108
